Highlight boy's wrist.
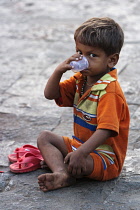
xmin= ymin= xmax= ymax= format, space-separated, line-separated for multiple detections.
xmin=77 ymin=146 xmax=90 ymax=157
xmin=54 ymin=68 xmax=65 ymax=75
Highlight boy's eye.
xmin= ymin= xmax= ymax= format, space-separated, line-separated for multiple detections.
xmin=89 ymin=53 xmax=96 ymax=57
xmin=77 ymin=50 xmax=82 ymax=55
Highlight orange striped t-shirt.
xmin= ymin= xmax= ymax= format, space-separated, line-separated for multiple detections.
xmin=55 ymin=68 xmax=130 ymax=174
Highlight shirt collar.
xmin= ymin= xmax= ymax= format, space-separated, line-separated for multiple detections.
xmin=91 ymin=68 xmax=117 ymax=91
xmin=74 ymin=68 xmax=117 ymax=91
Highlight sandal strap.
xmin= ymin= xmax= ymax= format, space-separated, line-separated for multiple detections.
xmin=17 ymin=152 xmax=42 ymax=165
xmin=14 ymin=147 xmax=40 ymax=159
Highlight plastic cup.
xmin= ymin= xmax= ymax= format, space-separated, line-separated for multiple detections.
xmin=70 ymin=56 xmax=89 ymax=72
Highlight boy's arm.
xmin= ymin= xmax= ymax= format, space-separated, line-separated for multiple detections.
xmin=76 ymin=129 xmax=116 ymax=155
xmin=44 ymin=64 xmax=71 ymax=100
xmin=64 ymin=129 xmax=116 ymax=175
xmin=44 ymin=70 xmax=64 ymax=100
xmin=44 ymin=54 xmax=83 ymax=100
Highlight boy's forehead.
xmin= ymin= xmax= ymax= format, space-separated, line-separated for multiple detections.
xmin=75 ymin=41 xmax=103 ymax=53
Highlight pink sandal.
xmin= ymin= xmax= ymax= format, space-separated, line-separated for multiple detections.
xmin=10 ymin=152 xmax=43 ymax=173
xmin=8 ymin=144 xmax=42 ymax=163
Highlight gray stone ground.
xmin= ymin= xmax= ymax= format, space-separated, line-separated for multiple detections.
xmin=0 ymin=0 xmax=140 ymax=209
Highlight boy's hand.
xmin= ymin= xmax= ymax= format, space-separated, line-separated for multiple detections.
xmin=55 ymin=54 xmax=83 ymax=74
xmin=64 ymin=149 xmax=87 ymax=177
xmin=44 ymin=53 xmax=83 ymax=99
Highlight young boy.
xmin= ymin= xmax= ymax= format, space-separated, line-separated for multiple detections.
xmin=37 ymin=17 xmax=130 ymax=192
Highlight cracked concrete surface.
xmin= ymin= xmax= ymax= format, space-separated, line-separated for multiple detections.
xmin=0 ymin=0 xmax=140 ymax=209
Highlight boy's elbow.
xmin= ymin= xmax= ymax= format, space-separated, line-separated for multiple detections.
xmin=44 ymin=91 xmax=53 ymax=100
xmin=44 ymin=91 xmax=60 ymax=100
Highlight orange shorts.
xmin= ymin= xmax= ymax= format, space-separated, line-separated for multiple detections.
xmin=63 ymin=136 xmax=119 ymax=181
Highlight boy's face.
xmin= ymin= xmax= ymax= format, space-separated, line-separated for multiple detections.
xmin=75 ymin=41 xmax=113 ymax=79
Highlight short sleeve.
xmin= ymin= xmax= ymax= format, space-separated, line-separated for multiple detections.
xmin=97 ymin=93 xmax=126 ymax=134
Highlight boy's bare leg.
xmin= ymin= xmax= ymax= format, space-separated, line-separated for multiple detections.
xmin=37 ymin=130 xmax=76 ymax=192
xmin=37 ymin=130 xmax=94 ymax=192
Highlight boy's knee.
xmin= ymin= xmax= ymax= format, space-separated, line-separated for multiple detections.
xmin=37 ymin=130 xmax=52 ymax=147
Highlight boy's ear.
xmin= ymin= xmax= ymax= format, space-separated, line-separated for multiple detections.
xmin=107 ymin=53 xmax=119 ymax=69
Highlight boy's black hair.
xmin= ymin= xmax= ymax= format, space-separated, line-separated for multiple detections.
xmin=74 ymin=17 xmax=124 ymax=56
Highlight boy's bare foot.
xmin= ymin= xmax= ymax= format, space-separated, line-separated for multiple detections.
xmin=38 ymin=171 xmax=76 ymax=192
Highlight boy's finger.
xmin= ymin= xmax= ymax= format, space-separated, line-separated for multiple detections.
xmin=68 ymin=165 xmax=73 ymax=174
xmin=64 ymin=154 xmax=70 ymax=164
xmin=76 ymin=168 xmax=82 ymax=176
xmin=71 ymin=168 xmax=77 ymax=176
xmin=65 ymin=54 xmax=83 ymax=64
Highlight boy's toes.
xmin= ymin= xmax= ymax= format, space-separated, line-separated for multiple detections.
xmin=39 ymin=185 xmax=48 ymax=192
xmin=40 ymin=160 xmax=48 ymax=168
xmin=38 ymin=174 xmax=46 ymax=182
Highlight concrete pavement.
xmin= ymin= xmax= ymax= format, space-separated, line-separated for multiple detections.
xmin=0 ymin=0 xmax=140 ymax=209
